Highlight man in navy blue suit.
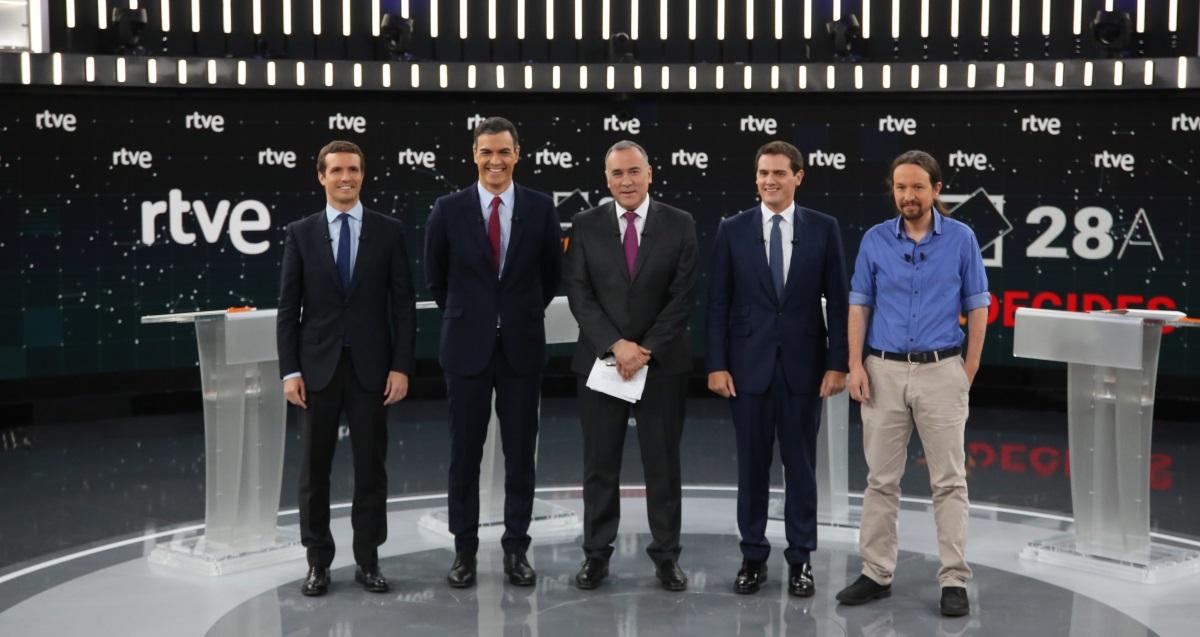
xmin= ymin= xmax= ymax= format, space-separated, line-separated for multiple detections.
xmin=705 ymin=140 xmax=849 ymax=598
xmin=424 ymin=117 xmax=562 ymax=588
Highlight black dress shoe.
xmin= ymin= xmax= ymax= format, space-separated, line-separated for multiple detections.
xmin=301 ymin=566 xmax=330 ymax=597
xmin=446 ymin=552 xmax=477 ymax=588
xmin=503 ymin=552 xmax=536 ymax=586
xmin=656 ymin=560 xmax=688 ymax=592
xmin=574 ymin=558 xmax=609 ymax=590
xmin=940 ymin=586 xmax=970 ymax=617
xmin=354 ymin=564 xmax=390 ymax=593
xmin=835 ymin=574 xmax=892 ymax=605
xmin=734 ymin=560 xmax=768 ymax=594
xmin=788 ymin=562 xmax=815 ymax=597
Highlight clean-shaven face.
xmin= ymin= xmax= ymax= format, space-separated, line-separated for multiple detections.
xmin=605 ymin=147 xmax=653 ymax=211
xmin=317 ymin=152 xmax=363 ymax=208
xmin=756 ymin=153 xmax=804 ymax=213
xmin=473 ymin=131 xmax=520 ymax=194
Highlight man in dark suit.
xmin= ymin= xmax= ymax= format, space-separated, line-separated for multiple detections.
xmin=705 ymin=140 xmax=849 ymax=598
xmin=277 ymin=140 xmax=416 ymax=596
xmin=564 ymin=140 xmax=697 ymax=592
xmin=424 ymin=116 xmax=562 ymax=588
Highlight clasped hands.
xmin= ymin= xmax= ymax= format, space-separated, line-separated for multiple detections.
xmin=611 ymin=339 xmax=651 ymax=381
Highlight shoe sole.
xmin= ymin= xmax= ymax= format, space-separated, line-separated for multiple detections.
xmin=300 ymin=587 xmax=327 ymax=597
xmin=941 ymin=606 xmax=969 ymax=617
xmin=836 ymin=588 xmax=891 ymax=605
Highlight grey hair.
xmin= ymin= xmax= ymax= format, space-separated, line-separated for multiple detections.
xmin=604 ymin=139 xmax=650 ymax=167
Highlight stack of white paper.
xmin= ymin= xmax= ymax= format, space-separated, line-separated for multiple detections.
xmin=585 ymin=357 xmax=648 ymax=403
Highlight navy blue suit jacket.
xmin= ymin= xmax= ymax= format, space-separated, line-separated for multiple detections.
xmin=705 ymin=205 xmax=850 ymax=395
xmin=424 ymin=183 xmax=562 ymax=377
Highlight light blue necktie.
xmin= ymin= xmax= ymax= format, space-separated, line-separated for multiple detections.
xmin=769 ymin=215 xmax=784 ymax=299
xmin=336 ymin=213 xmax=352 ymax=289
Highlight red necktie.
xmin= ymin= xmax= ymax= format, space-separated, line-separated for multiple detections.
xmin=622 ymin=211 xmax=639 ymax=276
xmin=488 ymin=196 xmax=502 ymax=271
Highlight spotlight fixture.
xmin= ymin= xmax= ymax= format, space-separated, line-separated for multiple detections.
xmin=608 ymin=32 xmax=636 ymax=64
xmin=1091 ymin=10 xmax=1133 ymax=57
xmin=826 ymin=14 xmax=865 ymax=62
xmin=110 ymin=8 xmax=149 ymax=55
xmin=380 ymin=13 xmax=416 ymax=61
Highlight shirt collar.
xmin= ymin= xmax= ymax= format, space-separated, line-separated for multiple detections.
xmin=477 ymin=181 xmax=515 ymax=212
xmin=760 ymin=201 xmax=796 ymax=226
xmin=616 ymin=195 xmax=652 ymax=219
xmin=892 ymin=210 xmax=943 ymax=238
xmin=325 ymin=201 xmax=363 ymax=224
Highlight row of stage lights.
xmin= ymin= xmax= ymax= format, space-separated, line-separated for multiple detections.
xmin=13 ymin=52 xmax=1194 ymax=91
xmin=31 ymin=0 xmax=1187 ymax=53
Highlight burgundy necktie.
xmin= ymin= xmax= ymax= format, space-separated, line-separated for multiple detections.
xmin=622 ymin=211 xmax=639 ymax=276
xmin=488 ymin=196 xmax=502 ymax=272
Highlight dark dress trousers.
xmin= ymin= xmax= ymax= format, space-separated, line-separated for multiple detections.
xmin=277 ymin=207 xmax=416 ymax=568
xmin=705 ymin=205 xmax=849 ymax=566
xmin=424 ymin=183 xmax=562 ymax=556
xmin=564 ymin=200 xmax=697 ymax=566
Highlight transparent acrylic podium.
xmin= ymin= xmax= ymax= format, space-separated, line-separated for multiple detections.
xmin=1013 ymin=307 xmax=1200 ymax=583
xmin=141 ymin=309 xmax=303 ymax=575
xmin=417 ymin=297 xmax=581 ymax=540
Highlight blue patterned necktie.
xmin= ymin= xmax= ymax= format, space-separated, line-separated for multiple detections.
xmin=336 ymin=213 xmax=352 ymax=289
xmin=769 ymin=214 xmax=784 ymax=299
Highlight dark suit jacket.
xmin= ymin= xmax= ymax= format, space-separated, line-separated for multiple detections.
xmin=564 ymin=200 xmax=697 ymax=377
xmin=705 ymin=205 xmax=849 ymax=395
xmin=276 ymin=207 xmax=416 ymax=393
xmin=423 ymin=183 xmax=563 ymax=377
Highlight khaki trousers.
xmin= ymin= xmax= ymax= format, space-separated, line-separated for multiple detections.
xmin=859 ymin=355 xmax=972 ymax=587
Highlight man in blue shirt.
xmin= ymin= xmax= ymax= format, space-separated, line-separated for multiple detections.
xmin=835 ymin=151 xmax=989 ymax=617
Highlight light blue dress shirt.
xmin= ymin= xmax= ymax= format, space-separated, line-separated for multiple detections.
xmin=477 ymin=181 xmax=514 ymax=276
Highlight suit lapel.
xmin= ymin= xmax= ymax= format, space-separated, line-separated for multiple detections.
xmin=312 ymin=212 xmax=343 ymax=293
xmin=467 ymin=186 xmax=498 ymax=274
xmin=746 ymin=209 xmax=778 ymax=303
xmin=501 ymin=186 xmax=527 ymax=281
xmin=629 ymin=201 xmax=659 ymax=284
xmin=345 ymin=209 xmax=373 ymax=298
xmin=780 ymin=208 xmax=809 ymax=303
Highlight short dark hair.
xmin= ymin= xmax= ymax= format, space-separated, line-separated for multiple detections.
xmin=888 ymin=150 xmax=948 ymax=214
xmin=316 ymin=140 xmax=365 ymax=173
xmin=604 ymin=139 xmax=650 ymax=166
xmin=473 ymin=116 xmax=519 ymax=147
xmin=754 ymin=140 xmax=805 ymax=173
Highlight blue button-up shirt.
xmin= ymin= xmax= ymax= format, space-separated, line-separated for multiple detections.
xmin=477 ymin=181 xmax=514 ymax=276
xmin=849 ymin=212 xmax=991 ymax=353
xmin=325 ymin=201 xmax=362 ymax=273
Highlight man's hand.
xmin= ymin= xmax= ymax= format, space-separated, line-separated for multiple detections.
xmin=612 ymin=339 xmax=650 ymax=381
xmin=819 ymin=370 xmax=847 ymax=398
xmin=284 ymin=377 xmax=307 ymax=409
xmin=383 ymin=371 xmax=409 ymax=405
xmin=707 ymin=371 xmax=737 ymax=398
xmin=963 ymin=360 xmax=980 ymax=386
xmin=847 ymin=365 xmax=871 ymax=403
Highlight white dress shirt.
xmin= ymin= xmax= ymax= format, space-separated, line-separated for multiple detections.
xmin=760 ymin=202 xmax=796 ymax=286
xmin=615 ymin=195 xmax=652 ymax=245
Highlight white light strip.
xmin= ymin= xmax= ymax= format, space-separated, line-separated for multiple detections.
xmin=716 ymin=65 xmax=724 ymax=89
xmin=353 ymin=63 xmax=362 ymax=87
xmin=882 ymin=64 xmax=890 ymax=89
xmin=223 ymin=0 xmax=233 ymax=34
xmin=142 ymin=58 xmax=155 ymax=83
xmin=966 ymin=63 xmax=976 ymax=88
xmin=910 ymin=64 xmax=920 ymax=88
xmin=97 ymin=0 xmax=106 ymax=30
xmin=717 ymin=0 xmax=725 ymax=40
xmin=938 ymin=63 xmax=947 ymax=88
xmin=1104 ymin=0 xmax=1113 ymax=10
xmin=1113 ymin=60 xmax=1124 ymax=86
xmin=1024 ymin=62 xmax=1034 ymax=87
xmin=411 ymin=63 xmax=420 ymax=88
xmin=1072 ymin=0 xmax=1081 ymax=35
xmin=525 ymin=65 xmax=533 ymax=89
xmin=343 ymin=0 xmax=352 ymax=36
xmin=1143 ymin=60 xmax=1153 ymax=86
xmin=995 ymin=62 xmax=1005 ymax=88
xmin=160 ymin=0 xmax=170 ymax=31
xmin=688 ymin=0 xmax=696 ymax=39
xmin=66 ymin=0 xmax=76 ymax=29
xmin=459 ymin=0 xmax=467 ymax=39
xmin=178 ymin=59 xmax=189 ymax=85
xmin=579 ymin=65 xmax=588 ymax=89
xmin=770 ymin=65 xmax=779 ymax=89
xmin=981 ymin=0 xmax=990 ymax=37
xmin=632 ymin=0 xmax=640 ymax=40
xmin=85 ymin=56 xmax=95 ymax=82
xmin=1054 ymin=61 xmax=1064 ymax=86
xmin=253 ymin=0 xmax=263 ymax=34
xmin=191 ymin=0 xmax=200 ymax=33
xmin=496 ymin=65 xmax=505 ymax=89
xmin=602 ymin=0 xmax=610 ymax=39
xmin=489 ymin=0 xmax=497 ymax=39
xmin=575 ymin=0 xmax=583 ymax=39
xmin=116 ymin=57 xmax=126 ymax=83
xmin=744 ymin=65 xmax=753 ymax=90
xmin=854 ymin=65 xmax=863 ymax=89
xmin=552 ymin=65 xmax=561 ymax=89
xmin=833 ymin=0 xmax=841 ymax=20
xmin=325 ymin=62 xmax=334 ymax=87
xmin=920 ymin=0 xmax=929 ymax=38
xmin=1011 ymin=0 xmax=1020 ymax=37
xmin=891 ymin=0 xmax=900 ymax=38
xmin=688 ymin=65 xmax=697 ymax=90
xmin=745 ymin=0 xmax=753 ymax=39
xmin=662 ymin=65 xmax=671 ymax=89
xmin=267 ymin=61 xmax=277 ymax=86
xmin=402 ymin=0 xmax=410 ymax=18
xmin=29 ymin=0 xmax=44 ymax=52
xmin=546 ymin=0 xmax=554 ymax=39
xmin=237 ymin=60 xmax=247 ymax=85
xmin=310 ymin=0 xmax=321 ymax=35
xmin=1041 ymin=0 xmax=1050 ymax=36
xmin=206 ymin=60 xmax=216 ymax=85
xmin=803 ymin=0 xmax=812 ymax=39
xmin=518 ymin=0 xmax=525 ymax=39
xmin=283 ymin=0 xmax=292 ymax=35
xmin=607 ymin=65 xmax=615 ymax=89
xmin=950 ymin=0 xmax=959 ymax=38
xmin=825 ymin=64 xmax=835 ymax=89
xmin=430 ymin=0 xmax=439 ymax=38
xmin=798 ymin=65 xmax=807 ymax=89
xmin=440 ymin=64 xmax=449 ymax=88
xmin=372 ymin=0 xmax=380 ymax=37
xmin=295 ymin=61 xmax=305 ymax=86
xmin=51 ymin=53 xmax=61 ymax=84
xmin=382 ymin=63 xmax=391 ymax=88
xmin=634 ymin=65 xmax=642 ymax=90
xmin=1178 ymin=57 xmax=1188 ymax=89
xmin=661 ymin=0 xmax=668 ymax=39
xmin=1083 ymin=61 xmax=1093 ymax=86
xmin=467 ymin=64 xmax=477 ymax=88
xmin=862 ymin=0 xmax=870 ymax=38
xmin=1135 ymin=0 xmax=1145 ymax=33
xmin=1168 ymin=0 xmax=1178 ymax=31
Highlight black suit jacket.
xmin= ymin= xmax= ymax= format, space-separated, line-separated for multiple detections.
xmin=276 ymin=207 xmax=416 ymax=393
xmin=423 ymin=183 xmax=563 ymax=377
xmin=564 ymin=199 xmax=697 ymax=377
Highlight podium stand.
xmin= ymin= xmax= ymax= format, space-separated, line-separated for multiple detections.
xmin=141 ymin=309 xmax=303 ymax=575
xmin=417 ymin=297 xmax=580 ymax=539
xmin=1013 ymin=307 xmax=1200 ymax=582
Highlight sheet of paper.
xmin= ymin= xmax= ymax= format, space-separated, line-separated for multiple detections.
xmin=585 ymin=357 xmax=648 ymax=403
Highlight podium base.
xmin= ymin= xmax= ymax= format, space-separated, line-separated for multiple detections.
xmin=1021 ymin=533 xmax=1200 ymax=584
xmin=148 ymin=530 xmax=305 ymax=576
xmin=417 ymin=499 xmax=580 ymax=541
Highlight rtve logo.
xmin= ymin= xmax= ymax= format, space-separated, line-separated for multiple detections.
xmin=140 ymin=189 xmax=272 ymax=255
xmin=466 ymin=113 xmax=486 ymax=130
xmin=948 ymin=150 xmax=989 ymax=170
xmin=807 ymin=150 xmax=846 ymax=170
xmin=112 ymin=148 xmax=153 ymax=169
xmin=534 ymin=148 xmax=574 ymax=168
xmin=184 ymin=111 xmax=224 ymax=132
xmin=739 ymin=115 xmax=778 ymax=135
xmin=603 ymin=115 xmax=641 ymax=135
xmin=670 ymin=149 xmax=708 ymax=169
xmin=258 ymin=147 xmax=297 ymax=168
xmin=398 ymin=148 xmax=436 ymax=168
xmin=328 ymin=113 xmax=366 ymax=133
xmin=1020 ymin=114 xmax=1061 ymax=135
xmin=1171 ymin=113 xmax=1200 ymax=131
xmin=878 ymin=115 xmax=917 ymax=135
xmin=1094 ymin=151 xmax=1135 ymax=172
xmin=34 ymin=109 xmax=77 ymax=131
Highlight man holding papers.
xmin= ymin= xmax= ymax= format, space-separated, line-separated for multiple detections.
xmin=564 ymin=140 xmax=698 ymax=591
